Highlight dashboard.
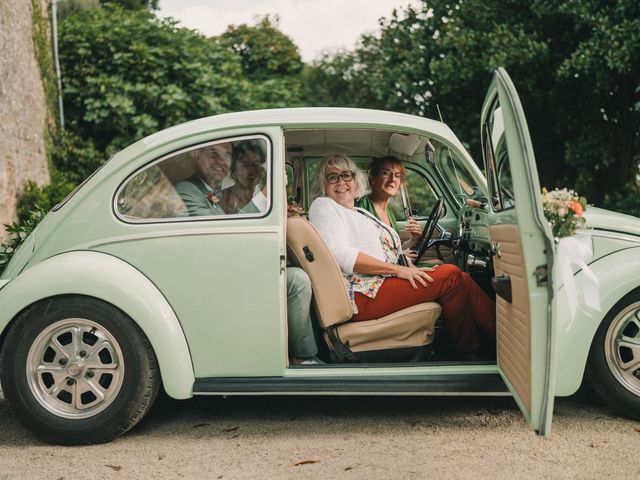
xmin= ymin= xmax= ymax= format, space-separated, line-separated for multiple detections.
xmin=458 ymin=205 xmax=492 ymax=254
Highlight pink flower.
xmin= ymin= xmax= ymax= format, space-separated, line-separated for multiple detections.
xmin=557 ymin=207 xmax=567 ymax=217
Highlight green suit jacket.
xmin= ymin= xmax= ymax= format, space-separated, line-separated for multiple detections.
xmin=175 ymin=175 xmax=226 ymax=217
xmin=175 ymin=175 xmax=263 ymax=217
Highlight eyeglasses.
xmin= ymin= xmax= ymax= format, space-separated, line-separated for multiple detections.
xmin=325 ymin=170 xmax=355 ymax=184
xmin=379 ymin=169 xmax=405 ymax=181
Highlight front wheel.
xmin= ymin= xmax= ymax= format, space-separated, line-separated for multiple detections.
xmin=587 ymin=289 xmax=640 ymax=420
xmin=0 ymin=296 xmax=160 ymax=444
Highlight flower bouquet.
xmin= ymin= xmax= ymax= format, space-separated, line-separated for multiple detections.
xmin=287 ymin=198 xmax=305 ymax=218
xmin=541 ymin=188 xmax=587 ymax=238
xmin=541 ymin=188 xmax=599 ymax=324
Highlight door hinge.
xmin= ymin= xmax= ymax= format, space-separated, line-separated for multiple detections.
xmin=279 ymin=255 xmax=286 ymax=274
xmin=534 ymin=265 xmax=548 ymax=285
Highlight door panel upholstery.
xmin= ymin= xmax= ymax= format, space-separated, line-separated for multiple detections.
xmin=490 ymin=224 xmax=531 ymax=412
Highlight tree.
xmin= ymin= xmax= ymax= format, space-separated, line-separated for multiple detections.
xmin=219 ymin=15 xmax=303 ymax=81
xmin=58 ymin=0 xmax=158 ymax=18
xmin=302 ymin=7 xmax=441 ymax=114
xmin=219 ymin=15 xmax=305 ymax=109
xmin=21 ymin=4 xmax=307 ymax=218
xmin=305 ymin=0 xmax=640 ymax=212
xmin=99 ymin=0 xmax=158 ymax=10
xmin=59 ymin=4 xmax=250 ymax=155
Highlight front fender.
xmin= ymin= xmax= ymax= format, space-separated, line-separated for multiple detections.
xmin=0 ymin=251 xmax=194 ymax=399
xmin=554 ymin=246 xmax=640 ymax=396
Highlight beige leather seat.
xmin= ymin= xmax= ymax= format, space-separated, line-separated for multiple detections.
xmin=287 ymin=217 xmax=442 ymax=363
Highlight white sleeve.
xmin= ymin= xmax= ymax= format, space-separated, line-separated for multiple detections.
xmin=308 ymin=198 xmax=359 ymax=274
xmin=250 ymin=190 xmax=268 ymax=212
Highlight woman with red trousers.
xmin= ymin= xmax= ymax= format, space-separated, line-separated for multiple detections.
xmin=308 ymin=154 xmax=495 ymax=356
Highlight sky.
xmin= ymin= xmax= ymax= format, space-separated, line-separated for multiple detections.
xmin=158 ymin=0 xmax=420 ymax=62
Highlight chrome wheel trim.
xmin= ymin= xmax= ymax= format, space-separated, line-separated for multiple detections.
xmin=26 ymin=318 xmax=125 ymax=419
xmin=605 ymin=302 xmax=640 ymax=397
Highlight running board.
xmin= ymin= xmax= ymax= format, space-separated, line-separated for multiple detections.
xmin=193 ymin=374 xmax=508 ymax=396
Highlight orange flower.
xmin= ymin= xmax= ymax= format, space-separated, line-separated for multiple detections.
xmin=570 ymin=200 xmax=583 ymax=217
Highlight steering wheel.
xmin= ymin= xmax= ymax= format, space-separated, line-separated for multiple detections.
xmin=411 ymin=197 xmax=444 ymax=262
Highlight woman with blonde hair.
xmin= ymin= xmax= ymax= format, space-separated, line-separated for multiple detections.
xmin=308 ymin=154 xmax=495 ymax=355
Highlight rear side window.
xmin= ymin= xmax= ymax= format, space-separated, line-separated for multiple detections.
xmin=115 ymin=136 xmax=270 ymax=221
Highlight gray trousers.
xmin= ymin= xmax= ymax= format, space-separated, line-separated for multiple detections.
xmin=287 ymin=267 xmax=318 ymax=358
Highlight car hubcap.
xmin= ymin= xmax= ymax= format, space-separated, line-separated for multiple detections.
xmin=605 ymin=302 xmax=640 ymax=397
xmin=26 ymin=318 xmax=125 ymax=419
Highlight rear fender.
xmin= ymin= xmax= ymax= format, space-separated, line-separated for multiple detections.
xmin=0 ymin=251 xmax=194 ymax=399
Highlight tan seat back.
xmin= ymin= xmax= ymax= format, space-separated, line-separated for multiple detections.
xmin=286 ymin=217 xmax=352 ymax=328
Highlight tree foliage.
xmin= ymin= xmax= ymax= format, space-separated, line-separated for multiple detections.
xmin=58 ymin=0 xmax=157 ymax=19
xmin=16 ymin=5 xmax=306 ymax=222
xmin=59 ymin=4 xmax=250 ymax=154
xmin=218 ymin=15 xmax=304 ymax=109
xmin=306 ymin=0 xmax=640 ymax=212
xmin=219 ymin=15 xmax=303 ymax=81
xmin=99 ymin=0 xmax=159 ymax=10
xmin=17 ymin=0 xmax=640 ymax=224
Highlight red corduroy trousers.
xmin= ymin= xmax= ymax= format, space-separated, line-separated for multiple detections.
xmin=352 ymin=264 xmax=496 ymax=352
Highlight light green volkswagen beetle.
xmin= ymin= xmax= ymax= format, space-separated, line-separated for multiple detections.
xmin=1 ymin=68 xmax=639 ymax=444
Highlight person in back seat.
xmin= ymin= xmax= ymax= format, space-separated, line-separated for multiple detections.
xmin=220 ymin=141 xmax=266 ymax=214
xmin=175 ymin=141 xmax=320 ymax=364
xmin=175 ymin=142 xmax=267 ymax=216
xmin=308 ymin=154 xmax=495 ymax=356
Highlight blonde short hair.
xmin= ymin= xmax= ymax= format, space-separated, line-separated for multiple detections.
xmin=311 ymin=154 xmax=369 ymax=200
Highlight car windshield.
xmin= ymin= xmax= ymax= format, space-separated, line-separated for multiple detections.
xmin=433 ymin=141 xmax=485 ymax=205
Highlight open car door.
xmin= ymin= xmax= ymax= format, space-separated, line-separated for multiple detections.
xmin=481 ymin=68 xmax=557 ymax=435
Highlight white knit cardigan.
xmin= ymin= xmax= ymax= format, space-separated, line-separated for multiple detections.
xmin=308 ymin=196 xmax=401 ymax=274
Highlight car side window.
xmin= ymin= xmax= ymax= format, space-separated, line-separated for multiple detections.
xmin=483 ymin=104 xmax=515 ymax=212
xmin=116 ymin=136 xmax=270 ymax=221
xmin=389 ymin=168 xmax=438 ymax=221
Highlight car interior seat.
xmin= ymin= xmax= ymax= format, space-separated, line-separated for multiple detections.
xmin=286 ymin=216 xmax=442 ymax=363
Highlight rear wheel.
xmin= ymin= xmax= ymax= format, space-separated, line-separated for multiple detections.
xmin=587 ymin=289 xmax=640 ymax=420
xmin=0 ymin=296 xmax=160 ymax=444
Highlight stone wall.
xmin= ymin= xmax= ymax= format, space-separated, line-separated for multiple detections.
xmin=0 ymin=0 xmax=51 ymax=240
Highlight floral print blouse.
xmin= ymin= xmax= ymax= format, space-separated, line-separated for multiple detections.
xmin=346 ymin=208 xmax=403 ymax=314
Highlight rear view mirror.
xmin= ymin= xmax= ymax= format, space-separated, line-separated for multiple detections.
xmin=425 ymin=139 xmax=436 ymax=165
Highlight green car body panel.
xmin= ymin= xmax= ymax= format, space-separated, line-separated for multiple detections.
xmin=0 ymin=250 xmax=194 ymax=398
xmin=554 ymin=241 xmax=640 ymax=395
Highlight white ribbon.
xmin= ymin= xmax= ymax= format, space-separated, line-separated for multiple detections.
xmin=556 ymin=234 xmax=601 ymax=330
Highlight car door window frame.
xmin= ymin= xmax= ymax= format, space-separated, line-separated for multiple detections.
xmin=113 ymin=134 xmax=273 ymax=224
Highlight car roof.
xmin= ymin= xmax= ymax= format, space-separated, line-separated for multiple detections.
xmin=97 ymin=107 xmax=470 ymax=188
xmin=140 ymin=107 xmax=456 ymax=150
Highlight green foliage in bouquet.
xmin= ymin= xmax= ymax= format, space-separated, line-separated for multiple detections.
xmin=541 ymin=188 xmax=587 ymax=238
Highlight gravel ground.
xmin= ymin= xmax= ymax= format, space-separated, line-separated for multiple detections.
xmin=1 ymin=386 xmax=639 ymax=480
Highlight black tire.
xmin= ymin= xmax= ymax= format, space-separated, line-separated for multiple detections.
xmin=0 ymin=295 xmax=160 ymax=445
xmin=587 ymin=288 xmax=640 ymax=420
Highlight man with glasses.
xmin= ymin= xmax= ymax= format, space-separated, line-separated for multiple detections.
xmin=176 ymin=141 xmax=267 ymax=217
xmin=176 ymin=143 xmax=234 ymax=216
